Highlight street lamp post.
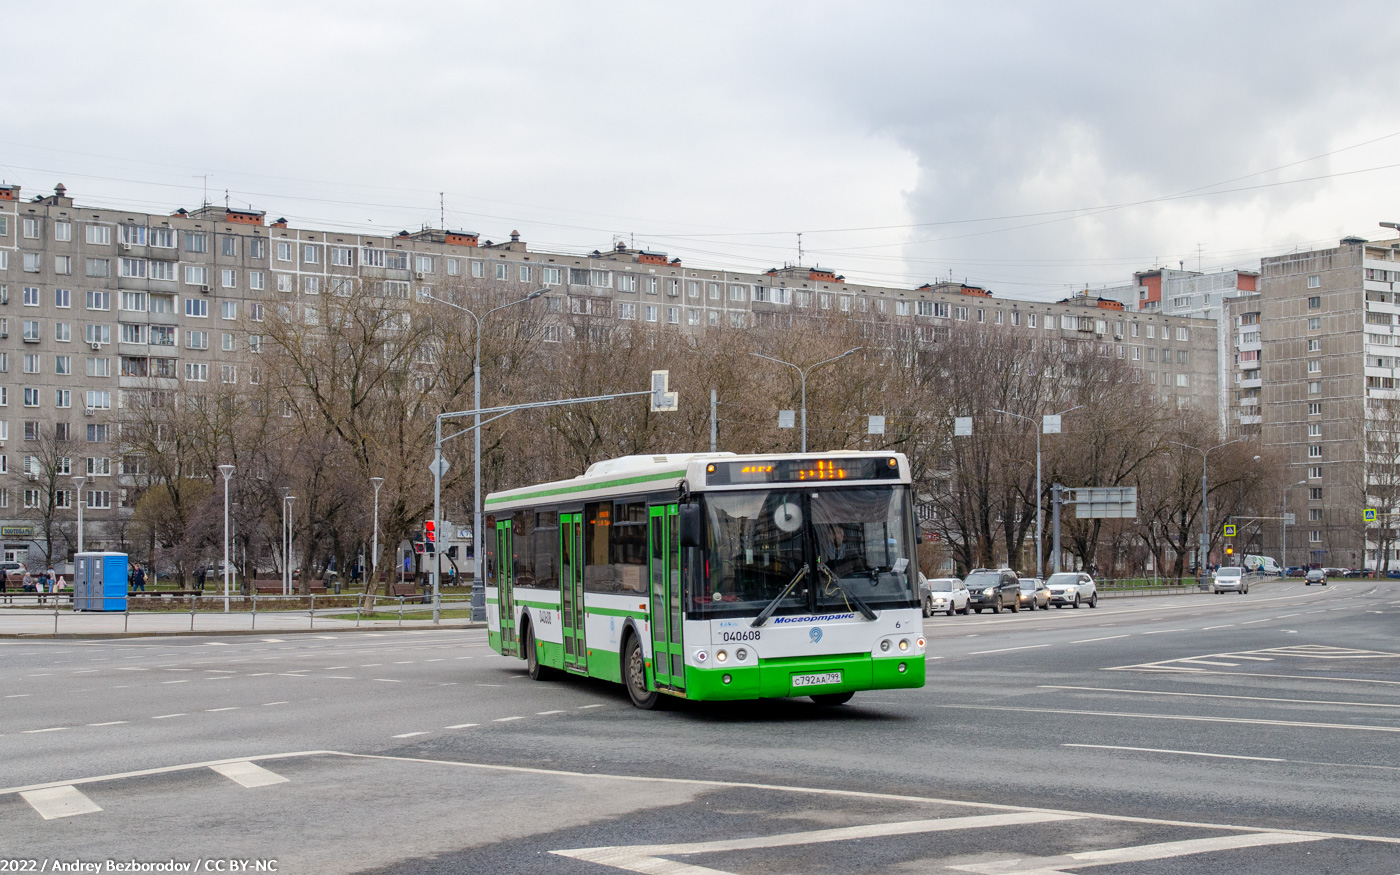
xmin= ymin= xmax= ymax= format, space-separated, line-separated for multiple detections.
xmin=749 ymin=348 xmax=862 ymax=453
xmin=281 ymin=490 xmax=295 ymax=596
xmin=1168 ymin=438 xmax=1243 ymax=587
xmin=71 ymin=476 xmax=86 ymax=556
xmin=218 ymin=464 xmax=234 ymax=612
xmin=1282 ymin=478 xmax=1307 ymax=572
xmin=994 ymin=405 xmax=1081 ymax=579
xmin=370 ymin=476 xmax=385 ymax=589
xmin=424 ymin=289 xmax=544 ymax=620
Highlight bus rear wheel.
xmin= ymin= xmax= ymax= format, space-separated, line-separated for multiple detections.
xmin=811 ymin=692 xmax=854 ymax=706
xmin=525 ymin=624 xmax=553 ymax=681
xmin=624 ymin=633 xmax=660 ymax=710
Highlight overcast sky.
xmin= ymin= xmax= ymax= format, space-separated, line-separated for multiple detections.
xmin=5 ymin=2 xmax=1399 ymax=300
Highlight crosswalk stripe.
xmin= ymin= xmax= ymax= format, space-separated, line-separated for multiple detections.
xmin=20 ymin=785 xmax=102 ymax=820
xmin=950 ymin=830 xmax=1323 ymax=873
xmin=209 ymin=761 xmax=290 ymax=789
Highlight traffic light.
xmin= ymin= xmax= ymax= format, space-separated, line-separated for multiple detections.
xmin=412 ymin=541 xmax=426 ymax=555
xmin=424 ymin=521 xmax=436 ymax=553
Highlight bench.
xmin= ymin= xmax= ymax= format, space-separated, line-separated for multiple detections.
xmin=390 ymin=583 xmax=428 ymax=604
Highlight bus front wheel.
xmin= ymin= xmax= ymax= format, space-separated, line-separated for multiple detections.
xmin=624 ymin=634 xmax=660 ymax=710
xmin=525 ymin=623 xmax=553 ymax=681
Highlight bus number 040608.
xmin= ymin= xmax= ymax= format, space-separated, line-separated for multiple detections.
xmin=721 ymin=630 xmax=761 ymax=642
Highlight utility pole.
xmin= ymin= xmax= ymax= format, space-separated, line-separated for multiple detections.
xmin=1051 ymin=484 xmax=1063 ymax=574
xmin=710 ymin=389 xmax=718 ymax=452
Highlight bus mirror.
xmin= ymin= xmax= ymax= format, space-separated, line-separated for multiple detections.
xmin=678 ymin=503 xmax=702 ymax=549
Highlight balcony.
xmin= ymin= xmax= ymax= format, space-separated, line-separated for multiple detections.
xmin=1239 ymin=358 xmax=1261 ymax=371
xmin=1237 ymin=414 xmax=1262 ymax=426
xmin=1239 ymin=397 xmax=1259 ymax=407
xmin=1239 ymin=376 xmax=1262 ymax=389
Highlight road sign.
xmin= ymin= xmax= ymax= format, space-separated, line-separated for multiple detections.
xmin=867 ymin=415 xmax=886 ymax=435
xmin=1283 ymin=513 xmax=1295 ymax=524
xmin=1042 ymin=414 xmax=1061 ymax=434
xmin=1364 ymin=508 xmax=1377 ymax=522
xmin=650 ymin=370 xmax=678 ymax=412
xmin=1223 ymin=524 xmax=1237 ymax=537
xmin=429 ymin=457 xmax=450 ymax=478
xmin=1071 ymin=486 xmax=1137 ymax=519
xmin=954 ymin=416 xmax=973 ymax=437
xmin=778 ymin=410 xmax=796 ymax=429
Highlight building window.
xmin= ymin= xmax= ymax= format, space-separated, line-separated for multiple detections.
xmin=1308 ymin=423 xmax=1322 ymax=437
xmin=1308 ymin=445 xmax=1322 ymax=458
xmin=1307 ymin=465 xmax=1322 ymax=479
xmin=120 ymin=291 xmax=146 ymax=312
xmin=277 ymin=242 xmax=293 ymax=262
xmin=22 ymin=388 xmax=39 ymax=407
xmin=617 ymin=302 xmax=636 ymax=320
xmin=895 ymin=301 xmax=910 ymax=317
xmin=1307 ymin=275 xmax=1321 ymax=289
xmin=303 ymin=245 xmax=320 ymax=265
xmin=1308 ymin=530 xmax=1322 ymax=543
xmin=53 ymin=255 xmax=71 ymax=275
xmin=667 ymin=306 xmax=679 ymax=324
xmin=1308 ymin=381 xmax=1322 ymax=394
xmin=542 ymin=267 xmax=562 ymax=286
xmin=1308 ymin=317 xmax=1321 ymax=330
xmin=55 ymin=389 xmax=70 ymax=408
xmin=186 ymin=330 xmax=208 ymax=350
xmin=471 ymin=261 xmax=485 ymax=278
xmin=221 ymin=269 xmax=237 ymax=288
xmin=55 ymin=322 xmax=71 ymax=342
xmin=185 ymin=298 xmax=208 ymax=318
xmin=222 ymin=332 xmax=235 ymax=351
xmin=1308 ymin=359 xmax=1321 ymax=373
xmin=446 ymin=258 xmax=460 ymax=276
xmin=249 ymin=271 xmax=265 ymax=291
xmin=23 ymin=286 xmax=40 ymax=306
xmin=1308 ymin=402 xmax=1321 ymax=416
xmin=185 ymin=232 xmax=207 ymax=253
xmin=1310 ymin=487 xmax=1323 ymax=500
xmin=55 ymin=355 xmax=71 ymax=375
xmin=495 ymin=263 xmax=509 ymax=281
xmin=185 ymin=362 xmax=208 ymax=382
xmin=1307 ymin=295 xmax=1321 ymax=309
xmin=85 ymin=225 xmax=111 ymax=245
xmin=221 ymin=365 xmax=238 ymax=384
xmin=86 ymin=356 xmax=111 ymax=377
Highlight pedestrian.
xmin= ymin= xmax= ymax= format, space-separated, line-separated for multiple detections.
xmin=133 ymin=564 xmax=147 ymax=592
xmin=196 ymin=566 xmax=207 ymax=592
xmin=0 ymin=569 xmax=8 ymax=604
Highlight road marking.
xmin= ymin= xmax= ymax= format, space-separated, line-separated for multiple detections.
xmin=1229 ymin=655 xmax=1274 ymax=661
xmin=206 ymin=669 xmax=237 ymax=674
xmin=20 ymin=785 xmax=102 ymax=820
xmin=944 ymin=703 xmax=1400 ymax=734
xmin=445 ymin=723 xmax=479 ymax=729
xmin=210 ymin=761 xmax=290 ymax=788
xmin=360 ymin=664 xmax=382 ymax=667
xmin=1202 ymin=624 xmax=1235 ymax=630
xmin=1041 ymin=685 xmax=1400 ymax=710
xmin=1143 ymin=629 xmax=1186 ymax=634
xmin=968 ymin=644 xmax=1052 ymax=655
xmin=554 ymin=811 xmax=1079 ymax=873
xmin=87 ymin=721 xmax=128 ymax=726
xmin=1179 ymin=659 xmax=1239 ymax=666
xmin=392 ymin=731 xmax=430 ymax=738
xmin=152 ymin=713 xmax=185 ymax=719
xmin=162 ymin=679 xmax=191 ymax=684
xmin=1240 ymin=618 xmax=1272 ymax=625
xmin=22 ymin=727 xmax=66 ymax=733
xmin=1063 ymin=743 xmax=1283 ymax=762
xmin=537 ymin=710 xmax=567 ymax=715
xmin=4 ymin=694 xmax=31 ymax=698
xmin=327 ymin=675 xmax=356 ymax=679
xmin=476 ymin=684 xmax=502 ymax=687
xmin=1071 ymin=635 xmax=1129 ymax=644
xmin=578 ymin=704 xmax=605 ymax=709
xmin=248 ymin=672 xmax=274 ymax=677
xmin=950 ymin=831 xmax=1321 ymax=873
xmin=373 ymin=678 xmax=401 ymax=683
xmin=494 ymin=716 xmax=525 ymax=722
xmin=205 ymin=708 xmax=239 ymax=712
xmin=72 ymin=669 xmax=98 ymax=673
xmin=262 ymin=701 xmax=288 ymax=706
xmin=325 ymin=666 xmax=348 ymax=670
xmin=394 ymin=661 xmax=414 ymax=664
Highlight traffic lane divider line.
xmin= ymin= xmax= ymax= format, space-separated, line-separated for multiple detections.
xmin=1040 ymin=685 xmax=1400 ymax=710
xmin=942 ymin=703 xmax=1400 ymax=734
xmin=210 ymin=761 xmax=290 ymax=788
xmin=949 ymin=830 xmax=1323 ymax=873
xmin=1063 ymin=743 xmax=1282 ymax=761
xmin=20 ymin=785 xmax=102 ymax=820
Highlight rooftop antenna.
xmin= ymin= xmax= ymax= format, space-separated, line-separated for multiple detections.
xmin=1196 ymin=243 xmax=1204 ymax=271
xmin=797 ymin=232 xmax=803 ymax=266
xmin=193 ymin=174 xmax=210 ymax=208
xmin=224 ymin=189 xmax=230 ymax=209
xmin=439 ymin=192 xmax=444 ymax=229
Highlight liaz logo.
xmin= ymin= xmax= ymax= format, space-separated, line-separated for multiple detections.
xmin=810 ymin=627 xmax=823 ymax=643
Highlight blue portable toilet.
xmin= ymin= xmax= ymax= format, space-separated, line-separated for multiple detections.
xmin=74 ymin=552 xmax=129 ymax=612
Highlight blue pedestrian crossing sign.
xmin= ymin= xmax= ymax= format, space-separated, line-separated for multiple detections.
xmin=1364 ymin=508 xmax=1377 ymax=523
xmin=1222 ymin=524 xmax=1237 ymax=537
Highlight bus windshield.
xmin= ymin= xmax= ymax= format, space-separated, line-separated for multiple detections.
xmin=692 ymin=486 xmax=919 ymax=620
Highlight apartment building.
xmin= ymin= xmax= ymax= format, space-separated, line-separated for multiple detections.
xmin=1252 ymin=235 xmax=1400 ymax=570
xmin=0 ymin=183 xmax=1220 ymax=564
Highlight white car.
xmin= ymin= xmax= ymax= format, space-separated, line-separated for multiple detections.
xmin=1046 ymin=572 xmax=1098 ymax=608
xmin=920 ymin=576 xmax=969 ymax=616
xmin=1212 ymin=566 xmax=1249 ymax=594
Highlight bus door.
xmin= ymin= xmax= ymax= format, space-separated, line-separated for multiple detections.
xmin=560 ymin=512 xmax=587 ymax=674
xmin=497 ymin=520 xmax=518 ymax=656
xmin=648 ymin=504 xmax=684 ymax=691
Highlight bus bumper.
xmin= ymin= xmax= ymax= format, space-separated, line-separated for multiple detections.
xmin=683 ymin=653 xmax=926 ymax=701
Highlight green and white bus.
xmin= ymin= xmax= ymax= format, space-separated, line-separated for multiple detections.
xmin=482 ymin=451 xmax=926 ymax=708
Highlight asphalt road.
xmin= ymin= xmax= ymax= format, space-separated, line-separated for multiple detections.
xmin=1 ymin=579 xmax=1397 ymax=873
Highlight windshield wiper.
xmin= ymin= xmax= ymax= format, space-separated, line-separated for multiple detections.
xmin=751 ymin=564 xmax=809 ymax=628
xmin=818 ymin=564 xmax=878 ymax=620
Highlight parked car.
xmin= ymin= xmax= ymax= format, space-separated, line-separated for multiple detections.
xmin=920 ymin=575 xmax=969 ymax=617
xmin=1285 ymin=566 xmax=1308 ymax=578
xmin=1304 ymin=568 xmax=1328 ymax=586
xmin=1018 ymin=577 xmax=1050 ymax=610
xmin=0 ymin=561 xmax=27 ymax=587
xmin=964 ymin=569 xmax=1021 ymax=614
xmin=1046 ymin=572 xmax=1098 ymax=608
xmin=1243 ymin=554 xmax=1282 ymax=576
xmin=1212 ymin=565 xmax=1249 ymax=594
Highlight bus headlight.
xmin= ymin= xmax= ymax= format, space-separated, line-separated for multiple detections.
xmin=716 ymin=650 xmax=728 ymax=662
xmin=898 ymin=639 xmax=909 ymax=651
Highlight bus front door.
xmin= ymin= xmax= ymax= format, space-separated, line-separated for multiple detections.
xmin=648 ymin=504 xmax=684 ymax=692
xmin=497 ymin=520 xmax=518 ymax=657
xmin=560 ymin=512 xmax=587 ymax=674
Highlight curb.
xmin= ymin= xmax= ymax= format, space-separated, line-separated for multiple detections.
xmin=0 ymin=621 xmax=488 ymax=640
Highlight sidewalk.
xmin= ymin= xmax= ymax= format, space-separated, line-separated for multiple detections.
xmin=0 ymin=605 xmax=484 ymax=638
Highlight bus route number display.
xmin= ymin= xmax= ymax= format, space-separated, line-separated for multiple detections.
xmin=706 ymin=457 xmax=901 ymax=485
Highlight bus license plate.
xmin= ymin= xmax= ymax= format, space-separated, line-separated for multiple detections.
xmin=792 ymin=671 xmax=842 ymax=688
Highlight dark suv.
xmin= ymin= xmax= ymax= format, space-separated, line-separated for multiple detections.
xmin=964 ymin=569 xmax=1020 ymax=614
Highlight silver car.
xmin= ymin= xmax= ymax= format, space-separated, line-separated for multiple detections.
xmin=1212 ymin=566 xmax=1249 ymax=595
xmin=1046 ymin=572 xmax=1098 ymax=608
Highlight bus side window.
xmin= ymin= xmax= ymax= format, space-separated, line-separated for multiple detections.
xmin=483 ymin=516 xmax=497 ymax=587
xmin=583 ymin=502 xmax=613 ymax=593
xmin=512 ymin=511 xmax=536 ymax=588
xmin=534 ymin=510 xmax=558 ymax=591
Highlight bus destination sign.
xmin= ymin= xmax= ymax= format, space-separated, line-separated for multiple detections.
xmin=706 ymin=457 xmax=900 ymax=485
